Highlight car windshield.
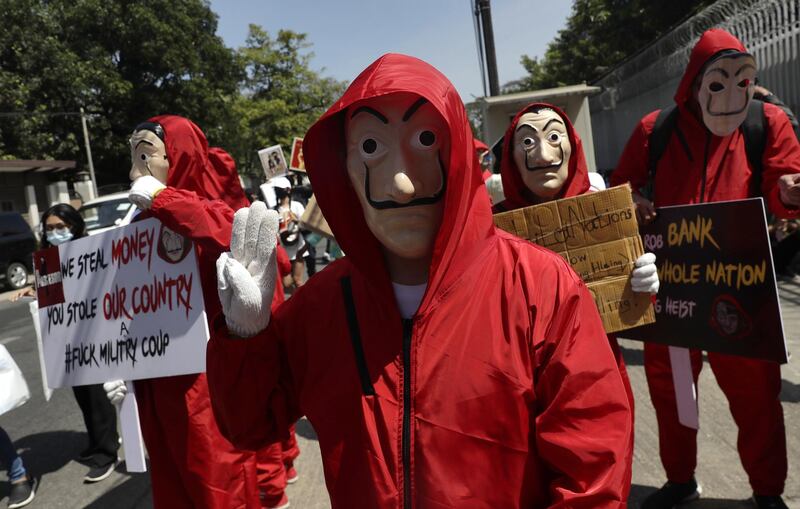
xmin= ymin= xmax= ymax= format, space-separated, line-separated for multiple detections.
xmin=80 ymin=198 xmax=133 ymax=231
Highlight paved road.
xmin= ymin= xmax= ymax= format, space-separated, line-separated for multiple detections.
xmin=1 ymin=281 xmax=798 ymax=508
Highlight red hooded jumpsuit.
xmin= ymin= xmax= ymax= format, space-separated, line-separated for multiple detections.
xmin=611 ymin=30 xmax=800 ymax=496
xmin=208 ymin=54 xmax=632 ymax=508
xmin=256 ymin=245 xmax=300 ymax=507
xmin=135 ymin=115 xmax=260 ymax=508
xmin=493 ymin=102 xmax=634 ymax=497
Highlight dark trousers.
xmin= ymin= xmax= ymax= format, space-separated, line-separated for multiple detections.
xmin=72 ymin=384 xmax=119 ymax=467
xmin=771 ymin=232 xmax=800 ymax=273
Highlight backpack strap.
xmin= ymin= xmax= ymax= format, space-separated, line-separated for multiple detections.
xmin=645 ymin=105 xmax=681 ymax=200
xmin=741 ymin=99 xmax=766 ymax=196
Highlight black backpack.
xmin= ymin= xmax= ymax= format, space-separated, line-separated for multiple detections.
xmin=646 ymin=99 xmax=766 ymax=199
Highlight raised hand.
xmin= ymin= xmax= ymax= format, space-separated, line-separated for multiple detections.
xmin=129 ymin=176 xmax=166 ymax=210
xmin=216 ymin=202 xmax=279 ymax=338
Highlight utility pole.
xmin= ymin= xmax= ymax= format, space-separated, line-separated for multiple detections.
xmin=80 ymin=107 xmax=98 ymax=197
xmin=477 ymin=0 xmax=500 ymax=96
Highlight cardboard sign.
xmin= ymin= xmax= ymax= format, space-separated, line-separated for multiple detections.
xmin=622 ymin=198 xmax=787 ymax=363
xmin=289 ymin=137 xmax=305 ymax=172
xmin=494 ymin=184 xmax=655 ymax=332
xmin=300 ymin=195 xmax=333 ymax=238
xmin=32 ymin=217 xmax=209 ymax=388
xmin=258 ymin=144 xmax=288 ymax=180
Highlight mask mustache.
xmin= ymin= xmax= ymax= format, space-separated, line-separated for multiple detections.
xmin=364 ymin=153 xmax=447 ymax=210
xmin=524 ymin=145 xmax=564 ymax=171
xmin=705 ymin=94 xmax=750 ymax=117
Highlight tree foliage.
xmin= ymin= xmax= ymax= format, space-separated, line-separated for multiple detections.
xmin=0 ymin=1 xmax=344 ymax=186
xmin=228 ymin=25 xmax=346 ymax=177
xmin=504 ymin=0 xmax=715 ymax=92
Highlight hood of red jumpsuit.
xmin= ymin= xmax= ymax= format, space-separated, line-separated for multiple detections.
xmin=148 ymin=114 xmax=249 ymax=210
xmin=674 ymin=29 xmax=749 ymax=111
xmin=499 ymin=102 xmax=590 ymax=208
xmin=304 ymin=54 xmax=494 ymax=308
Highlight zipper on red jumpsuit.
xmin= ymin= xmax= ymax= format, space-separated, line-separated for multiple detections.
xmin=401 ymin=318 xmax=414 ymax=509
xmin=700 ymin=132 xmax=711 ymax=203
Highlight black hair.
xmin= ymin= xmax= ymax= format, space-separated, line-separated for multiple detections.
xmin=40 ymin=203 xmax=87 ymax=248
xmin=274 ymin=186 xmax=291 ymax=203
xmin=132 ymin=121 xmax=165 ymax=141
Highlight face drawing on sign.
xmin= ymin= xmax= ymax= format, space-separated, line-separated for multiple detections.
xmin=513 ymin=109 xmax=572 ymax=200
xmin=695 ymin=53 xmax=756 ymax=136
xmin=129 ymin=123 xmax=169 ymax=184
xmin=345 ymin=92 xmax=448 ymax=259
xmin=709 ymin=294 xmax=752 ymax=339
xmin=157 ymin=225 xmax=192 ymax=264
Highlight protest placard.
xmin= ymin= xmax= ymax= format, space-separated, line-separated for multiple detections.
xmin=494 ymin=184 xmax=655 ymax=333
xmin=622 ymin=198 xmax=787 ymax=363
xmin=258 ymin=144 xmax=288 ymax=180
xmin=300 ymin=195 xmax=333 ymax=238
xmin=289 ymin=137 xmax=305 ymax=172
xmin=32 ymin=217 xmax=209 ymax=388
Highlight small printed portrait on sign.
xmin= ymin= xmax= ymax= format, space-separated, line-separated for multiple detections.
xmin=157 ymin=225 xmax=192 ymax=264
xmin=258 ymin=144 xmax=288 ymax=180
xmin=709 ymin=294 xmax=752 ymax=340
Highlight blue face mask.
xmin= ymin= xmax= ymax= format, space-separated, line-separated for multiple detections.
xmin=46 ymin=229 xmax=74 ymax=246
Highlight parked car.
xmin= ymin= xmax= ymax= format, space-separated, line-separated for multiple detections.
xmin=0 ymin=212 xmax=36 ymax=290
xmin=79 ymin=192 xmax=137 ymax=236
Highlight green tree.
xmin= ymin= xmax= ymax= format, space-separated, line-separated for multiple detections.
xmin=0 ymin=0 xmax=241 ymax=185
xmin=505 ymin=0 xmax=715 ymax=92
xmin=229 ymin=25 xmax=347 ymax=179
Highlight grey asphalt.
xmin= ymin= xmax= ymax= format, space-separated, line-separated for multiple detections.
xmin=0 ymin=281 xmax=798 ymax=508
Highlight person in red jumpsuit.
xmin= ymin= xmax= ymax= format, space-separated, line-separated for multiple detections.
xmin=492 ymin=102 xmax=663 ymax=503
xmin=103 ymin=115 xmax=262 ymax=508
xmin=611 ymin=29 xmax=800 ymax=509
xmin=208 ymin=53 xmax=632 ymax=508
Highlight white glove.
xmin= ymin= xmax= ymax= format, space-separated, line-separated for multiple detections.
xmin=103 ymin=380 xmax=127 ymax=406
xmin=631 ymin=252 xmax=660 ymax=294
xmin=217 ymin=201 xmax=279 ymax=338
xmin=129 ymin=176 xmax=166 ymax=210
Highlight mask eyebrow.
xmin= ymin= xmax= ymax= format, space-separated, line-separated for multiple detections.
xmin=515 ymin=123 xmax=537 ymax=133
xmin=543 ymin=118 xmax=565 ymax=130
xmin=735 ymin=64 xmax=756 ymax=76
xmin=706 ymin=67 xmax=729 ymax=79
xmin=135 ymin=140 xmax=155 ymax=149
xmin=402 ymin=98 xmax=429 ymax=122
xmin=350 ymin=106 xmax=388 ymax=124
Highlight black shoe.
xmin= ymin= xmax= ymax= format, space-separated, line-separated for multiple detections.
xmin=642 ymin=478 xmax=701 ymax=509
xmin=83 ymin=460 xmax=116 ymax=483
xmin=8 ymin=477 xmax=35 ymax=509
xmin=752 ymin=495 xmax=788 ymax=509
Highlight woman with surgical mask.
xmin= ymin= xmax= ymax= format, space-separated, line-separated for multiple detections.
xmin=12 ymin=204 xmax=121 ymax=483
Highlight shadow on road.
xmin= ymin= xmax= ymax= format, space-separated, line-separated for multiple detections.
xmin=628 ymin=484 xmax=753 ymax=508
xmin=11 ymin=430 xmax=85 ymax=490
xmin=84 ymin=467 xmax=152 ymax=509
xmin=295 ymin=417 xmax=318 ymax=441
xmin=620 ymin=344 xmax=644 ymax=366
xmin=781 ymin=379 xmax=800 ymax=403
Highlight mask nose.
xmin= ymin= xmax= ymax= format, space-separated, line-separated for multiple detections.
xmin=387 ymin=172 xmax=416 ymax=204
xmin=526 ymin=142 xmax=559 ymax=167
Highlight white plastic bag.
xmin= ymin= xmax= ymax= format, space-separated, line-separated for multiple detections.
xmin=0 ymin=344 xmax=30 ymax=416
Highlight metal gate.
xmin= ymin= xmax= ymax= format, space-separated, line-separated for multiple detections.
xmin=590 ymin=0 xmax=800 ymax=171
